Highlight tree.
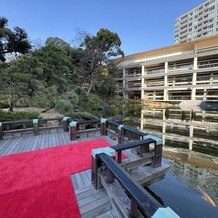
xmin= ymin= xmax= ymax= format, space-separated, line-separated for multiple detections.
xmin=71 ymin=28 xmax=124 ymax=95
xmin=33 ymin=41 xmax=72 ymax=93
xmin=0 ymin=17 xmax=31 ymax=62
xmin=0 ymin=55 xmax=43 ymax=111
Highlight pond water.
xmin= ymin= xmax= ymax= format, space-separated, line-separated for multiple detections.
xmin=125 ymin=108 xmax=218 ymax=217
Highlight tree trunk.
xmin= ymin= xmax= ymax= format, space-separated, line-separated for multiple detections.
xmin=8 ymin=95 xmax=14 ymax=112
xmin=8 ymin=102 xmax=14 ymax=112
xmin=87 ymin=80 xmax=93 ymax=95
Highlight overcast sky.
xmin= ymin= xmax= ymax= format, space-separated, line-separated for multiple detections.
xmin=0 ymin=0 xmax=205 ymax=55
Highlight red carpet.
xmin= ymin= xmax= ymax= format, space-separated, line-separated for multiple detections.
xmin=0 ymin=138 xmax=111 ymax=218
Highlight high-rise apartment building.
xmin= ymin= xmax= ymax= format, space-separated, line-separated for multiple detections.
xmin=174 ymin=0 xmax=218 ymax=44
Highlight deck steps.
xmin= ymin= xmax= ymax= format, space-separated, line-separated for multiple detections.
xmin=72 ymin=170 xmax=121 ymax=218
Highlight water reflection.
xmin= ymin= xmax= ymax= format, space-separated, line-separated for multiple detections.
xmin=141 ymin=108 xmax=218 ymax=157
xmin=126 ymin=106 xmax=218 ymax=216
xmin=169 ymin=159 xmax=218 ymax=195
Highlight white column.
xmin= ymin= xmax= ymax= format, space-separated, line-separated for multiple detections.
xmin=141 ymin=65 xmax=145 ymax=100
xmin=123 ymin=69 xmax=128 ymax=99
xmin=164 ymin=62 xmax=168 ymax=101
xmin=191 ymin=57 xmax=198 ymax=100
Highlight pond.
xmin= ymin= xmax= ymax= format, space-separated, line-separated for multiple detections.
xmin=125 ymin=107 xmax=218 ymax=217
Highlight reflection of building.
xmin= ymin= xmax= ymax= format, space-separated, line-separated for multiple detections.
xmin=174 ymin=0 xmax=218 ymax=44
xmin=140 ymin=109 xmax=218 ymax=153
xmin=169 ymin=160 xmax=218 ymax=196
xmin=116 ymin=36 xmax=218 ymax=101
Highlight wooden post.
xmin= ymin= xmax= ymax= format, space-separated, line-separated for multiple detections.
xmin=63 ymin=117 xmax=70 ymax=132
xmin=58 ymin=118 xmax=62 ymax=126
xmin=106 ymin=169 xmax=114 ymax=183
xmin=100 ymin=118 xmax=107 ymax=135
xmin=153 ymin=143 xmax=162 ymax=168
xmin=143 ymin=135 xmax=162 ymax=168
xmin=91 ymin=147 xmax=116 ymax=189
xmin=70 ymin=121 xmax=77 ymax=140
xmin=117 ymin=151 xmax=122 ymax=164
xmin=118 ymin=125 xmax=124 ymax=144
xmin=130 ymin=198 xmax=138 ymax=217
xmin=33 ymin=119 xmax=39 ymax=136
xmin=0 ymin=122 xmax=3 ymax=140
xmin=91 ymin=155 xmax=100 ymax=189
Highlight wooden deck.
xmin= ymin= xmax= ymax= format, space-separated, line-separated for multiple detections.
xmin=0 ymin=130 xmax=169 ymax=217
xmin=0 ymin=129 xmax=103 ymax=156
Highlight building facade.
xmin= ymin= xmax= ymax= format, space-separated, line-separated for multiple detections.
xmin=116 ymin=36 xmax=218 ymax=102
xmin=174 ymin=0 xmax=218 ymax=44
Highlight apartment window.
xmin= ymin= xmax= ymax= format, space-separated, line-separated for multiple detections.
xmin=194 ymin=25 xmax=198 ymax=29
xmin=189 ymin=28 xmax=192 ymax=32
xmin=187 ymin=33 xmax=192 ymax=39
xmin=189 ymin=23 xmax=192 ymax=26
xmin=208 ymin=24 xmax=214 ymax=29
xmin=208 ymin=18 xmax=214 ymax=23
xmin=207 ymin=29 xmax=214 ymax=35
xmin=208 ymin=11 xmax=215 ymax=18
xmin=209 ymin=5 xmax=215 ymax=11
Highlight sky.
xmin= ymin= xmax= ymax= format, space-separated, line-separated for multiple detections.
xmin=0 ymin=0 xmax=205 ymax=55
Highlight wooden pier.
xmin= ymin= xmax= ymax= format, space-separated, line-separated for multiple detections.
xmin=0 ymin=118 xmax=171 ymax=217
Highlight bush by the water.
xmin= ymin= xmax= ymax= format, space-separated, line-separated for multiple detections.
xmin=0 ymin=110 xmax=40 ymax=122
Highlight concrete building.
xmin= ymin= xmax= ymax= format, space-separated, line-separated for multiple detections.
xmin=174 ymin=0 xmax=218 ymax=44
xmin=115 ymin=35 xmax=218 ymax=102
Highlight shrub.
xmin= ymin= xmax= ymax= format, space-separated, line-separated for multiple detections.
xmin=0 ymin=110 xmax=40 ymax=122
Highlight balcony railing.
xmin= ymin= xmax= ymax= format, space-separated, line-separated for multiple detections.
xmin=198 ymin=63 xmax=218 ymax=69
xmin=147 ymin=69 xmax=165 ymax=75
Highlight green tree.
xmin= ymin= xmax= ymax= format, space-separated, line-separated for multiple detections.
xmin=0 ymin=55 xmax=43 ymax=111
xmin=72 ymin=28 xmax=124 ymax=95
xmin=33 ymin=41 xmax=72 ymax=93
xmin=0 ymin=17 xmax=31 ymax=62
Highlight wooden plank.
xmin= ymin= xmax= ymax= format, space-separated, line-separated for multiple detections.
xmin=78 ymin=190 xmax=107 ymax=207
xmin=0 ymin=138 xmax=15 ymax=155
xmin=76 ymin=187 xmax=105 ymax=201
xmin=35 ymin=133 xmax=43 ymax=150
xmin=30 ymin=134 xmax=40 ymax=151
xmin=95 ymin=210 xmax=113 ymax=218
xmin=3 ymin=137 xmax=22 ymax=155
xmin=1 ymin=138 xmax=21 ymax=155
xmin=74 ymin=173 xmax=85 ymax=189
xmin=80 ymin=171 xmax=91 ymax=187
xmin=14 ymin=134 xmax=30 ymax=153
xmin=5 ymin=137 xmax=23 ymax=155
xmin=71 ymin=174 xmax=78 ymax=190
xmin=99 ymin=172 xmax=130 ymax=218
xmin=85 ymin=169 xmax=91 ymax=178
xmin=80 ymin=195 xmax=111 ymax=216
xmin=0 ymin=138 xmax=13 ymax=155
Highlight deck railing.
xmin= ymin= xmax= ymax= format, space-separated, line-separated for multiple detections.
xmin=0 ymin=117 xmax=63 ymax=139
xmin=95 ymin=152 xmax=162 ymax=217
